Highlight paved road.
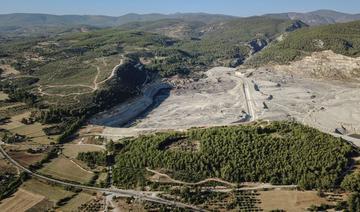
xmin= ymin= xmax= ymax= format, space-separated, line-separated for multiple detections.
xmin=0 ymin=144 xmax=205 ymax=211
xmin=241 ymin=77 xmax=257 ymax=121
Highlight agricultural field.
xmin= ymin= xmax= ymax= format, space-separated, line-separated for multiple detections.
xmin=0 ymin=111 xmax=58 ymax=145
xmin=0 ymin=103 xmax=29 ymax=118
xmin=0 ymin=189 xmax=44 ymax=212
xmin=258 ymin=189 xmax=339 ymax=212
xmin=8 ymin=150 xmax=44 ymax=168
xmin=21 ymin=179 xmax=74 ymax=203
xmin=39 ymin=156 xmax=94 ymax=184
xmin=60 ymin=192 xmax=94 ymax=212
xmin=0 ymin=159 xmax=17 ymax=175
xmin=62 ymin=144 xmax=104 ymax=159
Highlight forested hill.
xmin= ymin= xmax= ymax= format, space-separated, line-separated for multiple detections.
xmin=264 ymin=10 xmax=360 ymax=26
xmin=0 ymin=12 xmax=235 ymax=28
xmin=0 ymin=16 xmax=306 ymax=143
xmin=0 ymin=12 xmax=235 ymax=36
xmin=246 ymin=20 xmax=360 ymax=67
xmin=113 ymin=121 xmax=356 ymax=189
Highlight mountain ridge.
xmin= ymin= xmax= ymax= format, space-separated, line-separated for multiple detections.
xmin=264 ymin=9 xmax=360 ymax=25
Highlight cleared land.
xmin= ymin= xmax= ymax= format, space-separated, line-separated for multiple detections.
xmin=21 ymin=179 xmax=74 ymax=203
xmin=93 ymin=52 xmax=360 ymax=140
xmin=0 ymin=92 xmax=8 ymax=101
xmin=61 ymin=192 xmax=94 ymax=212
xmin=249 ymin=62 xmax=360 ymax=134
xmin=62 ymin=144 xmax=104 ymax=159
xmin=0 ymin=189 xmax=44 ymax=212
xmin=259 ymin=190 xmax=330 ymax=212
xmin=0 ymin=64 xmax=20 ymax=76
xmin=0 ymin=112 xmax=58 ymax=144
xmin=96 ymin=172 xmax=108 ymax=185
xmin=134 ymin=67 xmax=247 ymax=128
xmin=8 ymin=151 xmax=44 ymax=167
xmin=95 ymin=67 xmax=251 ymax=138
xmin=0 ymin=159 xmax=17 ymax=174
xmin=39 ymin=156 xmax=94 ymax=184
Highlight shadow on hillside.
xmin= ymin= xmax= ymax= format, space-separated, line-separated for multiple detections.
xmin=121 ymin=88 xmax=171 ymax=128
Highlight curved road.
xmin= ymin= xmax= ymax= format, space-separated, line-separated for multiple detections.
xmin=0 ymin=143 xmax=205 ymax=212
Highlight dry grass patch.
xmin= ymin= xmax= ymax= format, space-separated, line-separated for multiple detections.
xmin=60 ymin=192 xmax=94 ymax=211
xmin=8 ymin=151 xmax=44 ymax=168
xmin=96 ymin=172 xmax=108 ymax=185
xmin=1 ymin=112 xmax=58 ymax=144
xmin=21 ymin=179 xmax=74 ymax=203
xmin=259 ymin=189 xmax=330 ymax=212
xmin=94 ymin=55 xmax=123 ymax=82
xmin=0 ymin=111 xmax=30 ymax=130
xmin=0 ymin=159 xmax=18 ymax=175
xmin=62 ymin=144 xmax=104 ymax=159
xmin=0 ymin=64 xmax=20 ymax=76
xmin=0 ymin=103 xmax=26 ymax=112
xmin=0 ymin=189 xmax=44 ymax=212
xmin=166 ymin=138 xmax=200 ymax=152
xmin=39 ymin=156 xmax=94 ymax=184
xmin=0 ymin=92 xmax=8 ymax=101
xmin=113 ymin=197 xmax=145 ymax=211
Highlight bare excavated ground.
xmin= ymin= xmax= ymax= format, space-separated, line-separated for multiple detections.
xmin=130 ymin=51 xmax=360 ymax=135
xmin=88 ymin=51 xmax=360 ymax=139
xmin=132 ymin=67 xmax=248 ymax=129
xmin=249 ymin=51 xmax=360 ymax=134
xmin=251 ymin=68 xmax=360 ymax=134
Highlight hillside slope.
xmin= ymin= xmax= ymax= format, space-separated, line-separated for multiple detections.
xmin=246 ymin=20 xmax=360 ymax=67
xmin=265 ymin=10 xmax=360 ymax=26
xmin=0 ymin=13 xmax=235 ymax=36
xmin=177 ymin=17 xmax=306 ymax=67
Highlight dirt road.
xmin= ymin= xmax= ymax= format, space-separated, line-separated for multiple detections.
xmin=38 ymin=58 xmax=124 ymax=97
xmin=0 ymin=144 xmax=205 ymax=211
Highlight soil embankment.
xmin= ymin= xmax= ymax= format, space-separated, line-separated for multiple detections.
xmin=90 ymin=82 xmax=172 ymax=127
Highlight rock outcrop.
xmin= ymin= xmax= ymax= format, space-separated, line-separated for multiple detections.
xmin=272 ymin=50 xmax=360 ymax=80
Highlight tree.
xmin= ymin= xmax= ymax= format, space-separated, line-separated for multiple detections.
xmin=348 ymin=192 xmax=360 ymax=212
xmin=341 ymin=172 xmax=360 ymax=192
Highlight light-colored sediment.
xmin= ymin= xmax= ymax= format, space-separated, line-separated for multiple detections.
xmin=89 ymin=82 xmax=172 ymax=127
xmin=132 ymin=67 xmax=249 ymax=129
xmin=86 ymin=51 xmax=360 ymax=140
xmin=273 ymin=50 xmax=360 ymax=80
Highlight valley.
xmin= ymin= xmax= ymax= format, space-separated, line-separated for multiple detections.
xmin=1 ymin=7 xmax=360 ymax=211
xmin=84 ymin=54 xmax=360 ymax=142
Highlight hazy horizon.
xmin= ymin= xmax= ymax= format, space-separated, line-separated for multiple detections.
xmin=0 ymin=0 xmax=359 ymax=17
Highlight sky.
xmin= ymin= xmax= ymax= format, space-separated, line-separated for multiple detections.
xmin=0 ymin=0 xmax=360 ymax=16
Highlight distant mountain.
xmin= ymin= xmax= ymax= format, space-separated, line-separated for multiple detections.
xmin=264 ymin=10 xmax=360 ymax=26
xmin=2 ymin=12 xmax=234 ymax=25
xmin=0 ymin=12 xmax=235 ymax=35
xmin=1 ymin=10 xmax=358 ymax=37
